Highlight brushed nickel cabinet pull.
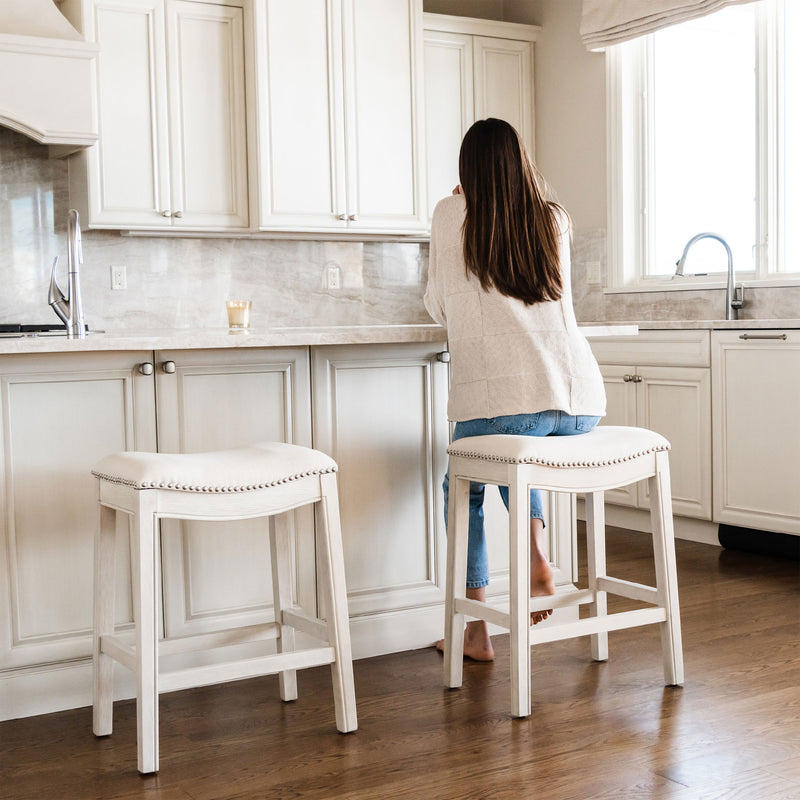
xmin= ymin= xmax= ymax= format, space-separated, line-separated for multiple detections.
xmin=437 ymin=351 xmax=451 ymax=363
xmin=738 ymin=333 xmax=788 ymax=340
xmin=138 ymin=362 xmax=154 ymax=375
xmin=161 ymin=361 xmax=177 ymax=374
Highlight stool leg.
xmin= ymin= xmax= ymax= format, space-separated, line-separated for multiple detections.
xmin=443 ymin=473 xmax=470 ymax=690
xmin=508 ymin=468 xmax=531 ymax=718
xmin=93 ymin=502 xmax=117 ymax=737
xmin=269 ymin=512 xmax=298 ymax=702
xmin=133 ymin=494 xmax=160 ymax=774
xmin=585 ymin=491 xmax=609 ymax=662
xmin=318 ymin=472 xmax=357 ymax=733
xmin=649 ymin=452 xmax=684 ymax=686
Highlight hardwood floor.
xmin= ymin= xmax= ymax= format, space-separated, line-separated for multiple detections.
xmin=2 ymin=527 xmax=799 ymax=800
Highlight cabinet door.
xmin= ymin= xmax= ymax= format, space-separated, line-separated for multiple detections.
xmin=311 ymin=343 xmax=449 ymax=633
xmin=597 ymin=365 xmax=638 ymax=507
xmin=0 ymin=352 xmax=156 ymax=670
xmin=88 ymin=0 xmax=171 ymax=227
xmin=342 ymin=0 xmax=427 ymax=232
xmin=423 ymin=29 xmax=474 ymax=219
xmin=638 ymin=367 xmax=712 ymax=520
xmin=473 ymin=35 xmax=534 ymax=155
xmin=166 ymin=1 xmax=249 ymax=228
xmin=154 ymin=348 xmax=313 ymax=637
xmin=257 ymin=0 xmax=347 ymax=230
xmin=712 ymin=331 xmax=800 ymax=533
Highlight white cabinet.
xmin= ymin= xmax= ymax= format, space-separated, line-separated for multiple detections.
xmin=423 ymin=14 xmax=538 ymax=219
xmin=72 ymin=0 xmax=249 ymax=230
xmin=0 ymin=352 xmax=156 ymax=681
xmin=153 ymin=347 xmax=314 ymax=638
xmin=256 ymin=0 xmax=427 ymax=234
xmin=590 ymin=331 xmax=712 ymax=520
xmin=311 ymin=342 xmax=450 ymax=656
xmin=712 ymin=330 xmax=800 ymax=534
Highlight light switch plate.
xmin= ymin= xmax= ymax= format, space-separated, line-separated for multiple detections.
xmin=110 ymin=265 xmax=127 ymax=290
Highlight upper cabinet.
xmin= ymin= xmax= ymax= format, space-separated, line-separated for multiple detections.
xmin=255 ymin=0 xmax=427 ymax=235
xmin=423 ymin=14 xmax=538 ymax=220
xmin=70 ymin=0 xmax=250 ymax=231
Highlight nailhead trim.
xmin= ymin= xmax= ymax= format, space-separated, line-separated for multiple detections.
xmin=91 ymin=465 xmax=338 ymax=492
xmin=447 ymin=443 xmax=670 ymax=468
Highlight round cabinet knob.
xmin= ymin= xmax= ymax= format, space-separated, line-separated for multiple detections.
xmin=623 ymin=374 xmax=635 ymax=382
xmin=173 ymin=211 xmax=184 ymax=219
xmin=161 ymin=361 xmax=176 ymax=374
xmin=348 ymin=214 xmax=359 ymax=221
xmin=437 ymin=351 xmax=451 ymax=363
xmin=138 ymin=362 xmax=154 ymax=376
xmin=161 ymin=210 xmax=171 ymax=218
xmin=337 ymin=214 xmax=347 ymax=221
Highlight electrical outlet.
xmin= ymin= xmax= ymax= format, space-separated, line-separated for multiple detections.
xmin=325 ymin=263 xmax=341 ymax=290
xmin=585 ymin=261 xmax=601 ymax=285
xmin=111 ymin=265 xmax=127 ymax=291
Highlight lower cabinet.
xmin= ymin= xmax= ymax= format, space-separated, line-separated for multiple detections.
xmin=311 ymin=342 xmax=451 ymax=656
xmin=590 ymin=331 xmax=712 ymax=520
xmin=712 ymin=330 xmax=800 ymax=534
xmin=0 ymin=351 xmax=156 ymax=717
xmin=153 ymin=347 xmax=315 ymax=639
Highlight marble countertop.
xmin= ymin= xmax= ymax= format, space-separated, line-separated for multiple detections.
xmin=587 ymin=319 xmax=800 ymax=331
xmin=0 ymin=322 xmax=642 ymax=355
xmin=1 ymin=318 xmax=796 ymax=355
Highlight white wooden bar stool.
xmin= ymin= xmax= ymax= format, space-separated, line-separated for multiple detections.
xmin=91 ymin=442 xmax=357 ymax=774
xmin=444 ymin=425 xmax=684 ymax=718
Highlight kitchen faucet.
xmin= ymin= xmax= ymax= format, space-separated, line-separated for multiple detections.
xmin=674 ymin=232 xmax=744 ymax=321
xmin=48 ymin=209 xmax=86 ymax=338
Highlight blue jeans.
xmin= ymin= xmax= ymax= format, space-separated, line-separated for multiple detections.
xmin=443 ymin=410 xmax=601 ymax=588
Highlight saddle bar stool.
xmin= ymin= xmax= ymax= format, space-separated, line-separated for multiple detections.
xmin=91 ymin=442 xmax=357 ymax=774
xmin=444 ymin=425 xmax=684 ymax=718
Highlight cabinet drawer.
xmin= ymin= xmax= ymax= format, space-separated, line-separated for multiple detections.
xmin=589 ymin=330 xmax=710 ymax=367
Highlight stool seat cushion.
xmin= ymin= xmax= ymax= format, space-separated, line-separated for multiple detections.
xmin=447 ymin=425 xmax=670 ymax=468
xmin=91 ymin=442 xmax=337 ymax=493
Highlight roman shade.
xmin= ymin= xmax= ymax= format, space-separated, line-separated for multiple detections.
xmin=580 ymin=0 xmax=761 ymax=50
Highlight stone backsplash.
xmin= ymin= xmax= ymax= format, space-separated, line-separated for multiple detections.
xmin=0 ymin=129 xmax=430 ymax=332
xmin=2 ymin=127 xmax=798 ymax=330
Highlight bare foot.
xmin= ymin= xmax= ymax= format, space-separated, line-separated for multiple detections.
xmin=530 ymin=557 xmax=556 ymax=625
xmin=530 ymin=518 xmax=556 ymax=625
xmin=435 ymin=620 xmax=495 ymax=661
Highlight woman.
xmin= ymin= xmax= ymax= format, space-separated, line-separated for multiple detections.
xmin=424 ymin=118 xmax=606 ymax=662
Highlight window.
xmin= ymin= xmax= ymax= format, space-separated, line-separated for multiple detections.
xmin=607 ymin=0 xmax=800 ymax=291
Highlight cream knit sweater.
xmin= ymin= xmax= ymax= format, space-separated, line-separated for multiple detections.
xmin=424 ymin=194 xmax=606 ymax=422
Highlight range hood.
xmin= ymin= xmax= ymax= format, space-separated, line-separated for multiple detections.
xmin=0 ymin=0 xmax=98 ymax=157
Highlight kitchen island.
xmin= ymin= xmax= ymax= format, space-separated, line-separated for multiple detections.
xmin=5 ymin=318 xmax=794 ymax=722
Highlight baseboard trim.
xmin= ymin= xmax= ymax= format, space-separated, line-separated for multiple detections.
xmin=577 ymin=500 xmax=720 ymax=546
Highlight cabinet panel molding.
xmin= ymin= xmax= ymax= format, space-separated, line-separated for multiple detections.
xmin=154 ymin=347 xmax=314 ymax=638
xmin=712 ymin=331 xmax=800 ymax=533
xmin=311 ymin=343 xmax=449 ymax=617
xmin=0 ymin=352 xmax=156 ymax=670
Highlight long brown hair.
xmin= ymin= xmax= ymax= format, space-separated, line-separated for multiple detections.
xmin=458 ymin=118 xmax=565 ymax=305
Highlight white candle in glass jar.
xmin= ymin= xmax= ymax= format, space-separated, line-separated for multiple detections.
xmin=226 ymin=300 xmax=252 ymax=329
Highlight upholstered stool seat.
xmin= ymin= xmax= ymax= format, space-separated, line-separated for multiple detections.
xmin=443 ymin=425 xmax=684 ymax=718
xmin=91 ymin=442 xmax=357 ymax=774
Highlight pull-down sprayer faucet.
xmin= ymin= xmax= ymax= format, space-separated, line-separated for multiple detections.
xmin=48 ymin=209 xmax=86 ymax=338
xmin=674 ymin=232 xmax=744 ymax=321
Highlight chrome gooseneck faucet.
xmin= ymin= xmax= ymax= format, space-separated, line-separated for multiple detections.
xmin=48 ymin=209 xmax=86 ymax=338
xmin=674 ymin=232 xmax=744 ymax=321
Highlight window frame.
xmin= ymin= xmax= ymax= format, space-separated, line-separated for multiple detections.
xmin=605 ymin=0 xmax=800 ymax=293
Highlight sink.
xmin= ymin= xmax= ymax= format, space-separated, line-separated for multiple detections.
xmin=0 ymin=323 xmax=89 ymax=338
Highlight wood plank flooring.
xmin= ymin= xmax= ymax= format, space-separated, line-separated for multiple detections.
xmin=2 ymin=526 xmax=799 ymax=800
